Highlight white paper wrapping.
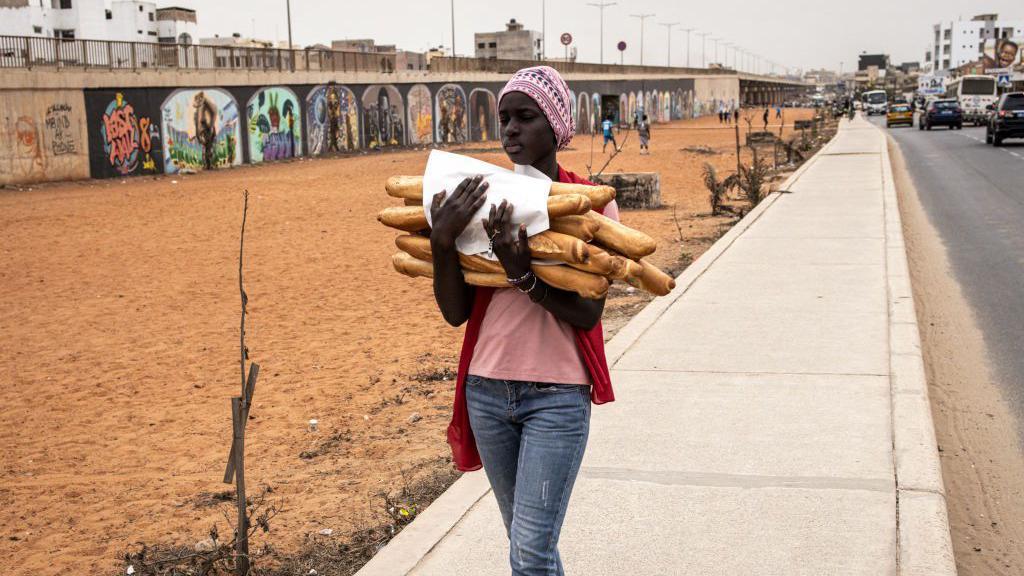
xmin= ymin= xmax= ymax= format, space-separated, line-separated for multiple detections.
xmin=422 ymin=150 xmax=551 ymax=258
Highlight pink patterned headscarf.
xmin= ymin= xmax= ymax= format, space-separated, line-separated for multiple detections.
xmin=498 ymin=66 xmax=575 ymax=150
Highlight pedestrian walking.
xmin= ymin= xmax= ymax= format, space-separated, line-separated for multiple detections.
xmin=763 ymin=107 xmax=770 ymax=131
xmin=602 ymin=113 xmax=618 ymax=153
xmin=733 ymin=107 xmax=740 ymax=124
xmin=775 ymin=105 xmax=782 ymax=119
xmin=430 ymin=64 xmax=618 ymax=576
xmin=638 ymin=113 xmax=651 ymax=155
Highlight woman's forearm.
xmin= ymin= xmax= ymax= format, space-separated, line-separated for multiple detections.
xmin=431 ymin=241 xmax=474 ymax=327
xmin=535 ymin=281 xmax=605 ymax=330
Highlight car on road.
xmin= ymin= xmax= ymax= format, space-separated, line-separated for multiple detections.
xmin=886 ymin=104 xmax=913 ymax=127
xmin=986 ymin=92 xmax=1024 ymax=146
xmin=919 ymin=99 xmax=963 ymax=130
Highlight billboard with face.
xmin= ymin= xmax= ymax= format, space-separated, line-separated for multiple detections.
xmin=983 ymin=38 xmax=1021 ymax=71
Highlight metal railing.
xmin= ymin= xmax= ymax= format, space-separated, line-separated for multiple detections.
xmin=0 ymin=35 xmax=397 ymax=73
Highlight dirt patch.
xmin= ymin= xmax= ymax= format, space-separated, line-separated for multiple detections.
xmin=890 ymin=137 xmax=1024 ymax=575
xmin=0 ymin=110 xmax=816 ymax=575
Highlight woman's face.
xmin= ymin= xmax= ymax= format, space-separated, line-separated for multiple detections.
xmin=499 ymin=91 xmax=556 ymax=166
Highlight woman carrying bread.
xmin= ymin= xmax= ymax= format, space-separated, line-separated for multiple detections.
xmin=428 ymin=66 xmax=618 ymax=575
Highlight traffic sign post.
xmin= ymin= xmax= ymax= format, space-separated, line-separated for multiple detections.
xmin=998 ymin=74 xmax=1012 ymax=88
xmin=561 ymin=32 xmax=572 ymax=62
xmin=617 ymin=40 xmax=627 ymax=66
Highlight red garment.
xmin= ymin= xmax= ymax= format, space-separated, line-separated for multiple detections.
xmin=446 ymin=166 xmax=615 ymax=472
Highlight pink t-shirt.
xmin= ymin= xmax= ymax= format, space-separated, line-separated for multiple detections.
xmin=468 ymin=200 xmax=620 ymax=385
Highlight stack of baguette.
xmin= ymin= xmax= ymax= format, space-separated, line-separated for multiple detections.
xmin=378 ymin=176 xmax=675 ymax=300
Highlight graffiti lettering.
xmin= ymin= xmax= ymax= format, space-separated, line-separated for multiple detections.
xmin=44 ymin=103 xmax=76 ymax=156
xmin=102 ymin=97 xmax=140 ymax=174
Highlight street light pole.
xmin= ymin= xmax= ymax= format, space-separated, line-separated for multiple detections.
xmin=721 ymin=41 xmax=732 ymax=70
xmin=587 ymin=2 xmax=616 ymax=64
xmin=629 ymin=13 xmax=655 ymax=66
xmin=697 ymin=32 xmax=710 ymax=68
xmin=285 ymin=0 xmax=293 ymax=69
xmin=450 ymin=0 xmax=456 ymax=56
xmin=659 ymin=22 xmax=678 ymax=67
xmin=678 ymin=28 xmax=694 ymax=68
xmin=541 ymin=0 xmax=545 ymax=59
xmin=710 ymin=37 xmax=720 ymax=66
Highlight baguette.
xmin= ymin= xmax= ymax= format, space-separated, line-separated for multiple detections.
xmin=391 ymin=242 xmax=607 ymax=299
xmin=622 ymin=258 xmax=676 ymax=296
xmin=391 ymin=252 xmax=510 ymax=288
xmin=379 ymin=195 xmax=592 ymax=233
xmin=395 ymin=232 xmax=588 ymax=267
xmin=386 ymin=175 xmax=616 ymax=210
xmin=378 ymin=206 xmax=429 ymax=232
xmin=586 ymin=211 xmax=657 ymax=260
xmin=534 ymin=264 xmax=609 ymax=299
xmin=549 ymin=214 xmax=601 ymax=242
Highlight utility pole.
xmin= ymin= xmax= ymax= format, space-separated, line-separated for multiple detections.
xmin=710 ymin=37 xmax=720 ymax=66
xmin=678 ymin=28 xmax=694 ymax=68
xmin=587 ymin=2 xmax=616 ymax=64
xmin=629 ymin=13 xmax=655 ymax=66
xmin=659 ymin=22 xmax=677 ymax=67
xmin=697 ymin=31 xmax=710 ymax=68
xmin=721 ymin=41 xmax=733 ymax=70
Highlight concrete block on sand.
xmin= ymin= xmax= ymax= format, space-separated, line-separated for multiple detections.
xmin=897 ymin=490 xmax=957 ymax=576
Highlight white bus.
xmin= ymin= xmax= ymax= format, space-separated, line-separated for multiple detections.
xmin=862 ymin=90 xmax=888 ymax=115
xmin=946 ymin=75 xmax=998 ymax=125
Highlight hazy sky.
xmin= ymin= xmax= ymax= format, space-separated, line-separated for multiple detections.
xmin=178 ymin=0 xmax=1020 ymax=72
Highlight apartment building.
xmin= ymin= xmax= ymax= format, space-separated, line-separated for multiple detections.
xmin=927 ymin=13 xmax=1024 ymax=72
xmin=0 ymin=0 xmax=195 ymax=44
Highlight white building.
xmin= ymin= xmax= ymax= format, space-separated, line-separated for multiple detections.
xmin=475 ymin=18 xmax=542 ymax=60
xmin=927 ymin=13 xmax=1024 ymax=72
xmin=0 ymin=0 xmax=195 ymax=43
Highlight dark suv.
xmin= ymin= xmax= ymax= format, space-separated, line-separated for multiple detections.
xmin=986 ymin=92 xmax=1024 ymax=146
xmin=919 ymin=99 xmax=963 ymax=130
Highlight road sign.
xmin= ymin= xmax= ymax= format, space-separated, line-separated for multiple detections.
xmin=560 ymin=32 xmax=572 ymax=46
xmin=617 ymin=41 xmax=627 ymax=51
xmin=998 ymin=74 xmax=1012 ymax=88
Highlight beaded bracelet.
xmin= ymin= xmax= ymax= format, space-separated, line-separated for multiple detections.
xmin=506 ymin=270 xmax=533 ymax=286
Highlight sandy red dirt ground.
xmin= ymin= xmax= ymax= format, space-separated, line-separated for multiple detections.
xmin=0 ymin=110 xmax=815 ymax=574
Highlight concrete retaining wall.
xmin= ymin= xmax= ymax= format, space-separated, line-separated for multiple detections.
xmin=1 ymin=73 xmax=740 ymax=185
xmin=0 ymin=88 xmax=89 ymax=186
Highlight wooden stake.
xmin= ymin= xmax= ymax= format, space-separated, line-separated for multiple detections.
xmin=231 ymin=397 xmax=250 ymax=576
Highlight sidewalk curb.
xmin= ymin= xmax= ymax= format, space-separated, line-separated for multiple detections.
xmin=877 ymin=125 xmax=957 ymax=576
xmin=355 ymin=127 xmax=839 ymax=576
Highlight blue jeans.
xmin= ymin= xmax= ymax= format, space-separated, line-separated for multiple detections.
xmin=465 ymin=374 xmax=591 ymax=576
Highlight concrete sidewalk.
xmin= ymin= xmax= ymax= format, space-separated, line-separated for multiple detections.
xmin=357 ymin=116 xmax=955 ymax=576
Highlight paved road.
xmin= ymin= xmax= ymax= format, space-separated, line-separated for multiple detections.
xmin=873 ymin=114 xmax=1024 ymax=419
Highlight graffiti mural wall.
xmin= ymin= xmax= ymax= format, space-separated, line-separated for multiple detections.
xmin=70 ymin=76 xmax=725 ymax=184
xmin=101 ymin=92 xmax=161 ymax=175
xmin=247 ymin=87 xmax=302 ymax=163
xmin=160 ymin=88 xmax=241 ymax=174
xmin=406 ymin=84 xmax=433 ymax=145
xmin=469 ymin=89 xmax=497 ymax=142
xmin=362 ymin=85 xmax=404 ymax=148
xmin=306 ymin=84 xmax=360 ymax=155
xmin=435 ymin=84 xmax=467 ymax=144
xmin=1 ymin=90 xmax=89 ymax=185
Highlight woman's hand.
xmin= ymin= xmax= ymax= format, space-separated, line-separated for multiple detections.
xmin=430 ymin=175 xmax=489 ymax=251
xmin=482 ymin=199 xmax=532 ymax=280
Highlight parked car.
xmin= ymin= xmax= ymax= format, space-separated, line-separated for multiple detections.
xmin=985 ymin=92 xmax=1024 ymax=146
xmin=919 ymin=99 xmax=963 ymax=130
xmin=886 ymin=104 xmax=913 ymax=128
